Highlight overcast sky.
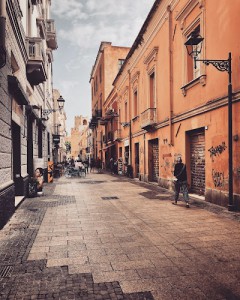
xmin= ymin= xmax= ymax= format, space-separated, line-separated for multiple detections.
xmin=51 ymin=0 xmax=155 ymax=134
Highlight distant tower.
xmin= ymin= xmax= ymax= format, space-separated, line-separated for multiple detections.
xmin=70 ymin=116 xmax=89 ymax=159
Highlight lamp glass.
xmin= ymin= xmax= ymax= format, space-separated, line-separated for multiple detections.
xmin=57 ymin=95 xmax=65 ymax=109
xmin=184 ymin=34 xmax=204 ymax=58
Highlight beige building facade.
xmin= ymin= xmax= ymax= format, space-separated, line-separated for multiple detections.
xmin=0 ymin=0 xmax=61 ymax=228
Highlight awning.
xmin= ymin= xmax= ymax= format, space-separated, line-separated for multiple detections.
xmin=102 ymin=143 xmax=115 ymax=151
xmin=8 ymin=75 xmax=28 ymax=105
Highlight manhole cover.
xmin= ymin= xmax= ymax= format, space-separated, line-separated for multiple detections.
xmin=101 ymin=196 xmax=119 ymax=200
xmin=0 ymin=266 xmax=13 ymax=278
xmin=78 ymin=181 xmax=106 ymax=184
xmin=40 ymin=199 xmax=58 ymax=202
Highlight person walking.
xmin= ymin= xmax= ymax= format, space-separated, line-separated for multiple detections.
xmin=173 ymin=157 xmax=190 ymax=208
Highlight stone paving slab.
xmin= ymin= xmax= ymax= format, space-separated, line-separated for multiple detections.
xmin=0 ymin=172 xmax=240 ymax=299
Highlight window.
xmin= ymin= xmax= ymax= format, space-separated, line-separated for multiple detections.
xmin=119 ymin=108 xmax=121 ymax=124
xmin=149 ymin=71 xmax=155 ymax=108
xmin=187 ymin=25 xmax=201 ymax=81
xmin=96 ymin=75 xmax=98 ymax=92
xmin=124 ymin=102 xmax=128 ymax=122
xmin=133 ymin=90 xmax=138 ymax=117
xmin=118 ymin=59 xmax=125 ymax=70
xmin=99 ymin=65 xmax=102 ymax=83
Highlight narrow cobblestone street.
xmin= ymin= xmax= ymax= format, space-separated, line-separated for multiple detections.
xmin=0 ymin=172 xmax=240 ymax=300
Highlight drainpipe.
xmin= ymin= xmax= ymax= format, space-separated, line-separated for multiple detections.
xmin=0 ymin=0 xmax=7 ymax=68
xmin=144 ymin=133 xmax=146 ymax=181
xmin=128 ymin=69 xmax=132 ymax=166
xmin=167 ymin=5 xmax=173 ymax=146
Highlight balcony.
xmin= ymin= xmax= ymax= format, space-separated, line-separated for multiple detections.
xmin=46 ymin=19 xmax=57 ymax=50
xmin=140 ymin=108 xmax=157 ymax=130
xmin=114 ymin=129 xmax=122 ymax=141
xmin=103 ymin=135 xmax=107 ymax=144
xmin=89 ymin=116 xmax=98 ymax=129
xmin=95 ymin=109 xmax=102 ymax=118
xmin=26 ymin=37 xmax=47 ymax=86
xmin=107 ymin=131 xmax=113 ymax=142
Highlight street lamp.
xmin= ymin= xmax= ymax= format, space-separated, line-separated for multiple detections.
xmin=121 ymin=121 xmax=133 ymax=177
xmin=184 ymin=33 xmax=234 ymax=211
xmin=42 ymin=95 xmax=65 ymax=119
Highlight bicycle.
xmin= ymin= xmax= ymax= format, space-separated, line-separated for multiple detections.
xmin=64 ymin=167 xmax=79 ymax=178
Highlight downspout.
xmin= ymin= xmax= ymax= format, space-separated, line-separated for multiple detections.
xmin=167 ymin=5 xmax=173 ymax=146
xmin=128 ymin=69 xmax=132 ymax=166
xmin=0 ymin=0 xmax=7 ymax=68
xmin=144 ymin=133 xmax=146 ymax=181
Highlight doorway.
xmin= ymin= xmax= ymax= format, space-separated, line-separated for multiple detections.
xmin=12 ymin=121 xmax=23 ymax=196
xmin=27 ymin=116 xmax=34 ymax=177
xmin=134 ymin=143 xmax=140 ymax=178
xmin=189 ymin=129 xmax=205 ymax=195
xmin=148 ymin=138 xmax=159 ymax=182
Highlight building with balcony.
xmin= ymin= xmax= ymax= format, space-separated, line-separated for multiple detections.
xmin=92 ymin=0 xmax=240 ymax=210
xmin=89 ymin=42 xmax=130 ymax=168
xmin=0 ymin=0 xmax=59 ymax=228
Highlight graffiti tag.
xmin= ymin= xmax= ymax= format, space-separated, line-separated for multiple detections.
xmin=212 ymin=169 xmax=225 ymax=187
xmin=208 ymin=142 xmax=227 ymax=162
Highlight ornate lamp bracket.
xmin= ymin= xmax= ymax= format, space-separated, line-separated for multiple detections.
xmin=195 ymin=58 xmax=230 ymax=73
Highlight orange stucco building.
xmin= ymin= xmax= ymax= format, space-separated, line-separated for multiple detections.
xmin=89 ymin=42 xmax=130 ymax=166
xmin=92 ymin=0 xmax=240 ymax=210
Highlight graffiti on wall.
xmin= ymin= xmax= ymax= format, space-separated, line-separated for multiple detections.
xmin=212 ymin=169 xmax=225 ymax=187
xmin=208 ymin=142 xmax=227 ymax=162
xmin=140 ymin=146 xmax=144 ymax=166
xmin=162 ymin=153 xmax=172 ymax=172
xmin=237 ymin=167 xmax=240 ymax=178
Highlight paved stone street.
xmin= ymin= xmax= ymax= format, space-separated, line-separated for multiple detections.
xmin=0 ymin=172 xmax=240 ymax=300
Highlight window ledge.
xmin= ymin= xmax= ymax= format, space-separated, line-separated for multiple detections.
xmin=181 ymin=74 xmax=206 ymax=96
xmin=132 ymin=115 xmax=139 ymax=122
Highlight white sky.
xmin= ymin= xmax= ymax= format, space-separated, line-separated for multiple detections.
xmin=51 ymin=0 xmax=156 ymax=134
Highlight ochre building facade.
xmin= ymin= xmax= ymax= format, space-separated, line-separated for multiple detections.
xmin=94 ymin=0 xmax=240 ymax=210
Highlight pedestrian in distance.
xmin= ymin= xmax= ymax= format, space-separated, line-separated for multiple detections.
xmin=84 ymin=160 xmax=89 ymax=173
xmin=70 ymin=157 xmax=75 ymax=167
xmin=90 ymin=159 xmax=95 ymax=173
xmin=173 ymin=157 xmax=190 ymax=208
xmin=96 ymin=157 xmax=102 ymax=173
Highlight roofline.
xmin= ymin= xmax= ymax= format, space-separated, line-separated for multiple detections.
xmin=113 ymin=0 xmax=161 ymax=85
xmin=89 ymin=41 xmax=112 ymax=83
